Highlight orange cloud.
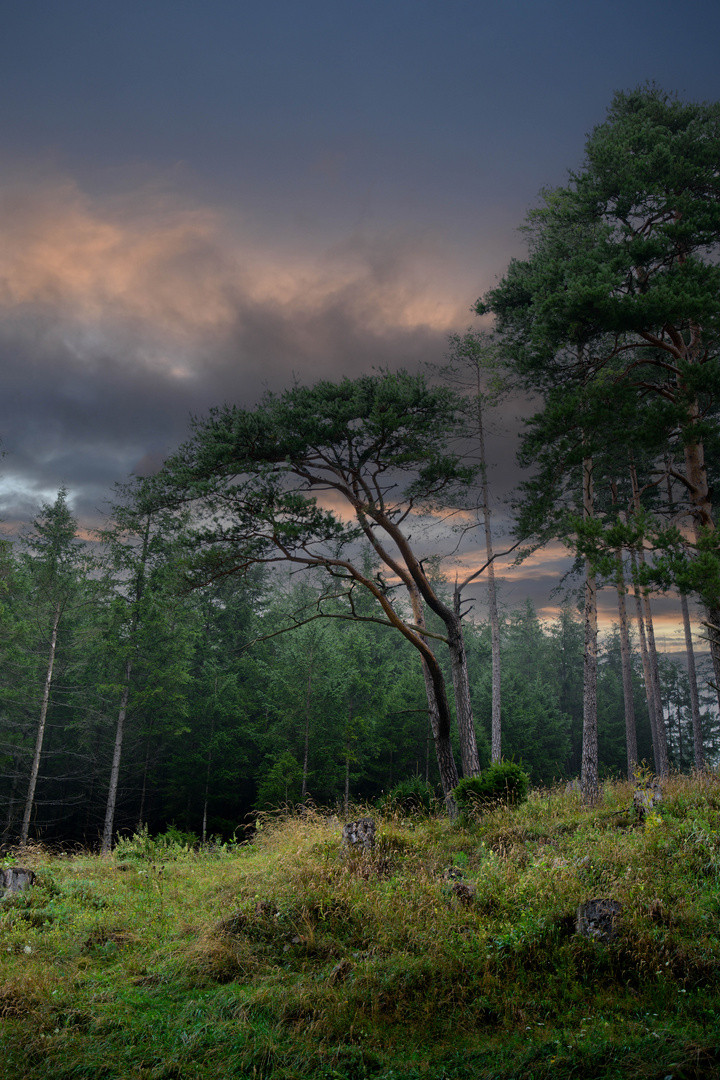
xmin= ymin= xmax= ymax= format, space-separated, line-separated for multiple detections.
xmin=0 ymin=175 xmax=468 ymax=366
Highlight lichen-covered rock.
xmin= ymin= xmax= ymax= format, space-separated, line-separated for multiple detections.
xmin=342 ymin=819 xmax=376 ymax=851
xmin=575 ymin=898 xmax=622 ymax=942
xmin=0 ymin=867 xmax=35 ymax=899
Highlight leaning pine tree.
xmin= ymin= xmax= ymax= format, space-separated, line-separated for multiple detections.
xmin=145 ymin=371 xmax=486 ymax=813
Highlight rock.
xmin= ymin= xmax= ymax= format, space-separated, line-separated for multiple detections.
xmin=342 ymin=819 xmax=376 ymax=851
xmin=0 ymin=867 xmax=35 ymax=899
xmin=575 ymin=898 xmax=622 ymax=942
xmin=633 ymin=780 xmax=662 ymax=821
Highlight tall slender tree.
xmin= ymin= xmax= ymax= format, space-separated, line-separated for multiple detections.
xmin=19 ymin=490 xmax=90 ymax=845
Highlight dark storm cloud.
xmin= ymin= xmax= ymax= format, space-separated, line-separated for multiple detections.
xmin=1 ymin=0 xmax=719 ymax=641
xmin=0 ymin=178 xmax=469 ymax=528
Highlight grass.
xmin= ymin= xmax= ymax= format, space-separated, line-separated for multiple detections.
xmin=1 ymin=775 xmax=719 ymax=1079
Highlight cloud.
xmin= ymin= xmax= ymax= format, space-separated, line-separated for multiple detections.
xmin=0 ymin=173 xmax=473 ymax=526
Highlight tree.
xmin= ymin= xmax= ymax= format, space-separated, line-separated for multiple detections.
xmin=97 ymin=485 xmax=192 ymax=853
xmin=430 ymin=331 xmax=516 ymax=764
xmin=18 ymin=489 xmax=92 ymax=845
xmin=145 ymin=371 xmax=485 ymax=811
xmin=479 ymin=85 xmax=720 ymax=698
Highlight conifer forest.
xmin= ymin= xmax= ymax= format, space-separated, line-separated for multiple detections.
xmin=3 ymin=86 xmax=720 ymax=850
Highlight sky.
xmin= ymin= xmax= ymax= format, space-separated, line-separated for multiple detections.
xmin=1 ymin=0 xmax=719 ymax=645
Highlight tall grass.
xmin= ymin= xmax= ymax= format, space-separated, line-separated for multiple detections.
xmin=1 ymin=775 xmax=719 ymax=1078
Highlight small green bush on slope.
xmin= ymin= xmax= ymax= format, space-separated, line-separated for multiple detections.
xmin=453 ymin=760 xmax=530 ymax=811
xmin=0 ymin=775 xmax=719 ymax=1079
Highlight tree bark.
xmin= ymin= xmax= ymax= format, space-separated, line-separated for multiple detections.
xmin=447 ymin=612 xmax=481 ymax=778
xmin=201 ymin=673 xmax=218 ymax=844
xmin=615 ymin=551 xmax=638 ymax=778
xmin=301 ymin=651 xmax=313 ymax=801
xmin=101 ymin=658 xmax=132 ymax=855
xmin=680 ymin=593 xmax=705 ymax=772
xmin=20 ymin=599 xmax=61 ymax=846
xmin=641 ymin=584 xmax=669 ymax=777
xmin=628 ymin=466 xmax=669 ymax=777
xmin=580 ymin=456 xmax=599 ymax=806
xmin=358 ymin=509 xmax=480 ymax=780
xmin=476 ymin=399 xmax=502 ymax=764
xmin=407 ymin=582 xmax=459 ymax=815
xmin=629 ymin=549 xmax=660 ymax=768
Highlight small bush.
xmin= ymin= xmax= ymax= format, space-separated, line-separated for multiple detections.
xmin=453 ymin=762 xmax=530 ymax=811
xmin=377 ymin=776 xmax=438 ymax=815
xmin=113 ymin=823 xmax=198 ymax=862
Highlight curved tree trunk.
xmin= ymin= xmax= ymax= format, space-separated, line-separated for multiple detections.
xmin=407 ymin=582 xmax=459 ymax=814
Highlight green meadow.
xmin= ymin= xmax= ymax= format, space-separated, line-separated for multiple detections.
xmin=1 ymin=777 xmax=719 ymax=1080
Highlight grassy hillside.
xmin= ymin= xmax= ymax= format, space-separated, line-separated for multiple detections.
xmin=1 ymin=776 xmax=719 ymax=1079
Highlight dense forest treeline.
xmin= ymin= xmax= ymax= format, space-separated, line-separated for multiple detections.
xmin=3 ymin=84 xmax=720 ymax=846
xmin=0 ymin=486 xmax=717 ymax=848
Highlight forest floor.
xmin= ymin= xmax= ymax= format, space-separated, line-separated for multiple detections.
xmin=1 ymin=776 xmax=719 ymax=1080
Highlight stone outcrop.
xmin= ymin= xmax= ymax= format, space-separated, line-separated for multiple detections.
xmin=575 ymin=898 xmax=622 ymax=942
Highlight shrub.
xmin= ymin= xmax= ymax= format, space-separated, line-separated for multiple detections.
xmin=453 ymin=762 xmax=530 ymax=811
xmin=113 ymin=823 xmax=198 ymax=862
xmin=377 ymin=776 xmax=438 ymax=815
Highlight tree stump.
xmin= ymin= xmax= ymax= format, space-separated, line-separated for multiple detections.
xmin=342 ymin=819 xmax=376 ymax=851
xmin=0 ymin=867 xmax=35 ymax=898
xmin=633 ymin=780 xmax=662 ymax=821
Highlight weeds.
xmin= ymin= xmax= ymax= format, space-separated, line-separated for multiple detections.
xmin=0 ymin=777 xmax=719 ymax=1078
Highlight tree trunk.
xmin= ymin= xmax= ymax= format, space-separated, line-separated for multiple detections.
xmin=615 ymin=551 xmax=638 ymax=778
xmin=476 ymin=396 xmax=502 ymax=763
xmin=629 ymin=466 xmax=669 ymax=777
xmin=679 ymin=427 xmax=720 ymax=710
xmin=407 ymin=582 xmax=459 ymax=815
xmin=629 ymin=549 xmax=660 ymax=768
xmin=201 ymin=675 xmax=218 ymax=844
xmin=365 ymin=509 xmax=480 ymax=784
xmin=641 ymin=587 xmax=669 ymax=778
xmin=101 ymin=658 xmax=133 ymax=855
xmin=680 ymin=593 xmax=705 ymax=772
xmin=301 ymin=653 xmax=313 ymax=801
xmin=20 ymin=599 xmax=61 ymax=846
xmin=580 ymin=456 xmax=599 ymax=807
xmin=447 ymin=612 xmax=481 ymax=778
xmin=344 ymin=700 xmax=352 ymax=817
